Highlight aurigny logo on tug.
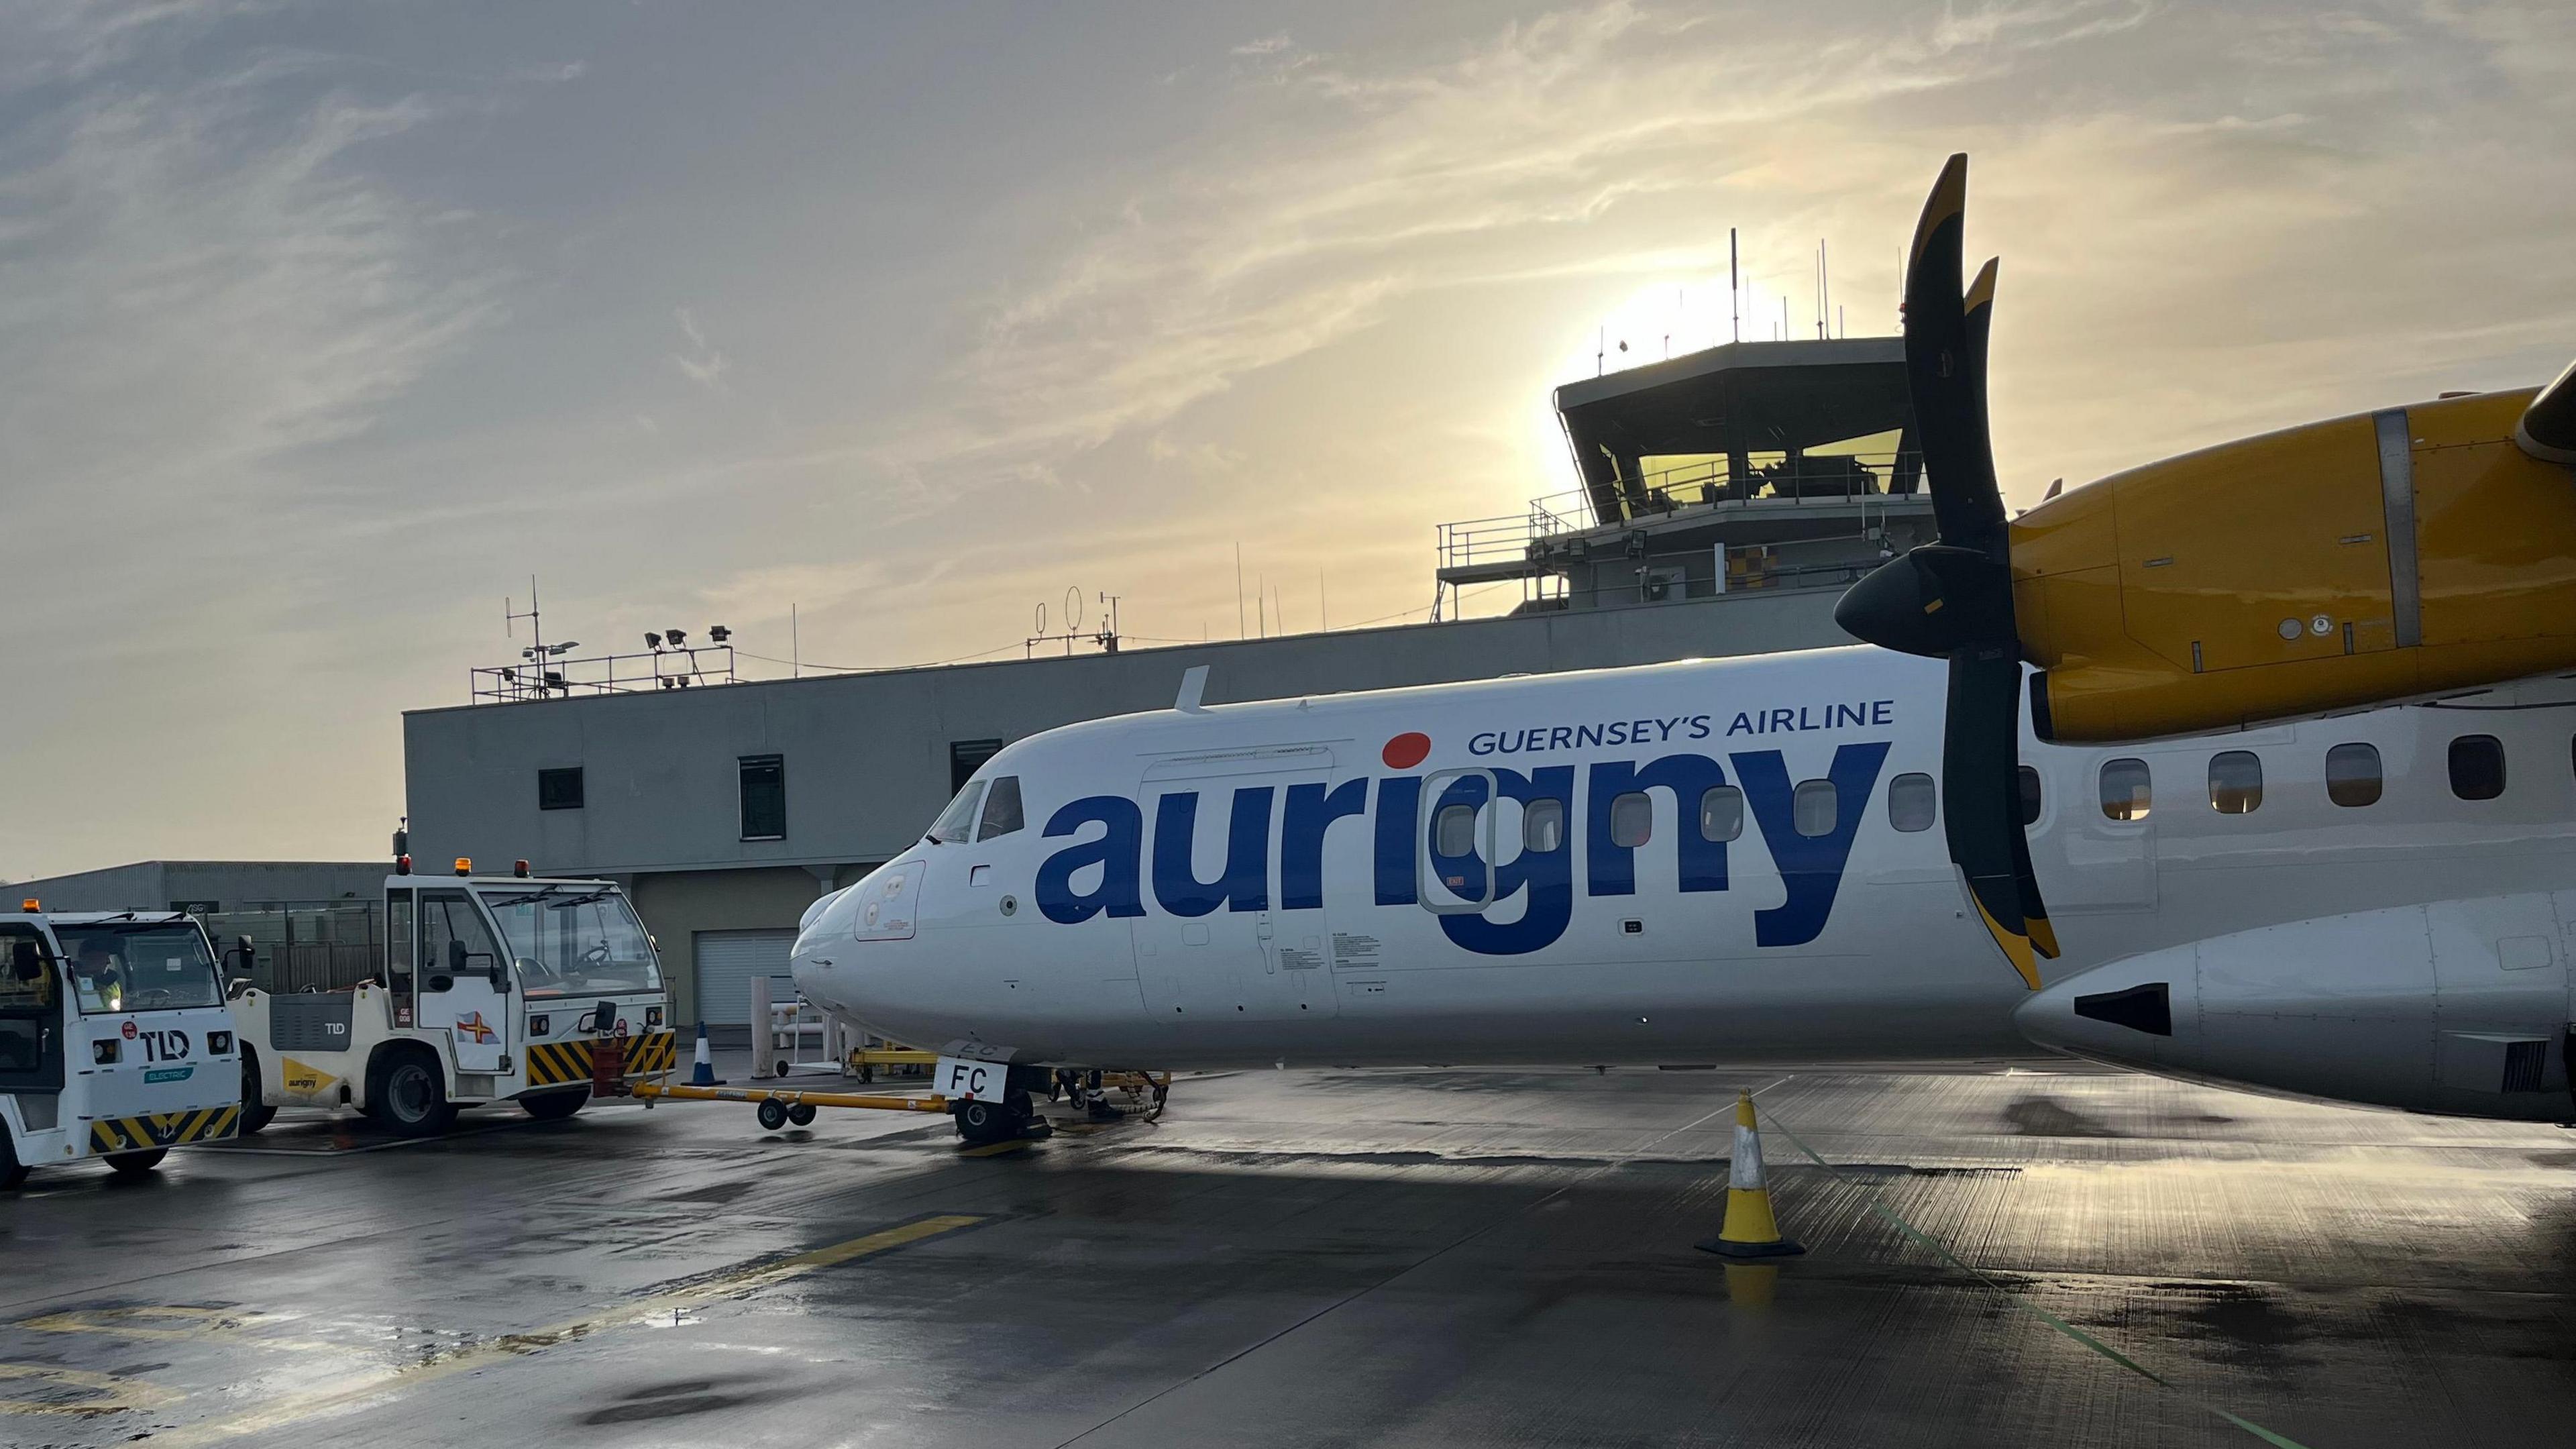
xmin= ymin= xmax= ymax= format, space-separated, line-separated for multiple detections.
xmin=1034 ymin=704 xmax=1896 ymax=956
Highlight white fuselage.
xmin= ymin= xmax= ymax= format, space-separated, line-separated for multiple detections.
xmin=792 ymin=646 xmax=2576 ymax=1110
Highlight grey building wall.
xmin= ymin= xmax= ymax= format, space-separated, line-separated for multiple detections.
xmin=15 ymin=861 xmax=386 ymax=912
xmin=403 ymin=591 xmax=1847 ymax=877
xmin=402 ymin=590 xmax=1853 ymax=1031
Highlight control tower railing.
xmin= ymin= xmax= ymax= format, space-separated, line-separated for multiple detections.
xmin=1435 ymin=451 xmax=1920 ymax=582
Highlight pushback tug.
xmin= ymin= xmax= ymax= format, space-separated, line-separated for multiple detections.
xmin=1 ymin=901 xmax=243 ymax=1186
xmin=221 ymin=833 xmax=676 ymax=1136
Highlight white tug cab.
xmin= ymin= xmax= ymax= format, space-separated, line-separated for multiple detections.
xmin=0 ymin=902 xmax=244 ymax=1187
xmin=223 ymin=838 xmax=675 ymax=1137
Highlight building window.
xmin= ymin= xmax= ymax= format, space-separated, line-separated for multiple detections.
xmin=2326 ymin=743 xmax=2382 ymax=807
xmin=951 ymin=739 xmax=1004 ymax=794
xmin=2449 ymin=735 xmax=2505 ymax=801
xmin=2207 ymin=751 xmax=2263 ymax=814
xmin=537 ymin=767 xmax=584 ymax=812
xmin=739 ymin=755 xmax=786 ymax=840
xmin=2018 ymin=765 xmax=2042 ymax=825
xmin=976 ymin=776 xmax=1025 ymax=841
xmin=1792 ymin=780 xmax=1837 ymax=837
xmin=1609 ymin=792 xmax=1653 ymax=848
xmin=2100 ymin=758 xmax=2151 ymax=821
xmin=1699 ymin=786 xmax=1743 ymax=842
xmin=1887 ymin=772 xmax=1936 ymax=833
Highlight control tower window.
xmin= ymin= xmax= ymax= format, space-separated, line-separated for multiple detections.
xmin=2448 ymin=735 xmax=2505 ymax=801
xmin=2099 ymin=759 xmax=2151 ymax=821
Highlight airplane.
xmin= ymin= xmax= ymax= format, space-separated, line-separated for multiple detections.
xmin=792 ymin=156 xmax=2576 ymax=1144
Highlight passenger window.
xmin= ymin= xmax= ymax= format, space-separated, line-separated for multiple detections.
xmin=1698 ymin=786 xmax=1743 ymax=842
xmin=2449 ymin=735 xmax=2505 ymax=800
xmin=2208 ymin=751 xmax=2262 ymax=814
xmin=1609 ymin=792 xmax=1653 ymax=848
xmin=1435 ymin=803 xmax=1479 ymax=856
xmin=1887 ymin=772 xmax=1936 ymax=833
xmin=2018 ymin=765 xmax=2041 ymax=825
xmin=2326 ymin=743 xmax=2381 ymax=807
xmin=1792 ymin=780 xmax=1837 ymax=837
xmin=2100 ymin=758 xmax=2151 ymax=821
xmin=1523 ymin=798 xmax=1565 ymax=853
xmin=975 ymin=775 xmax=1024 ymax=841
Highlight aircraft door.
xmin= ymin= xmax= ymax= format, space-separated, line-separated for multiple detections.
xmin=1133 ymin=748 xmax=1338 ymax=1024
xmin=0 ymin=926 xmax=65 ymax=1096
xmin=1418 ymin=769 xmax=1502 ymax=914
xmin=417 ymin=890 xmax=511 ymax=1073
xmin=2035 ymin=754 xmax=2159 ymax=913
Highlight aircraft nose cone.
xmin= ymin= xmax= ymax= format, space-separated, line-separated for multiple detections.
xmin=2014 ymin=948 xmax=2196 ymax=1071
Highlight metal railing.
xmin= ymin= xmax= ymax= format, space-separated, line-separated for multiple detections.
xmin=472 ymin=645 xmax=740 ymax=704
xmin=1437 ymin=451 xmax=1923 ymax=577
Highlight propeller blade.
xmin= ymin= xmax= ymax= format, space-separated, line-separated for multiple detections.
xmin=1943 ymin=645 xmax=2044 ymax=988
xmin=2004 ymin=784 xmax=2059 ymax=960
xmin=1902 ymin=154 xmax=2006 ymax=552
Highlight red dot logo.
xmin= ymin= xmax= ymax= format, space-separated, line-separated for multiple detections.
xmin=121 ymin=1020 xmax=138 ymax=1040
xmin=1382 ymin=732 xmax=1430 ymax=769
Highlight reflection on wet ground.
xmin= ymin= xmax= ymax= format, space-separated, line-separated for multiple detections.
xmin=2 ymin=1057 xmax=2571 ymax=1447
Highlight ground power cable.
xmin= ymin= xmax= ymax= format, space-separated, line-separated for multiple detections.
xmin=1747 ymin=1093 xmax=2315 ymax=1449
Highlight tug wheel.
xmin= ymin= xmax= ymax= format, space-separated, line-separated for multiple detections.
xmin=0 ymin=1129 xmax=28 ymax=1191
xmin=757 ymin=1098 xmax=790 ymax=1131
xmin=107 ymin=1148 xmax=168 ymax=1177
xmin=521 ymin=1089 xmax=588 ymax=1122
xmin=787 ymin=1102 xmax=818 ymax=1126
xmin=237 ymin=1046 xmax=276 ymax=1135
xmin=368 ymin=1049 xmax=457 ymax=1138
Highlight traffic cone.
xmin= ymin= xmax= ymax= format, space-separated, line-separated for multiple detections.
xmin=1696 ymin=1090 xmax=1805 ymax=1258
xmin=689 ymin=1021 xmax=723 ymax=1086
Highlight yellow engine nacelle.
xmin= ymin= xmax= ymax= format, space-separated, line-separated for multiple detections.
xmin=2016 ymin=385 xmax=2576 ymax=742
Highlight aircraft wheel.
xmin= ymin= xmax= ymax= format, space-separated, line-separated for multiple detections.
xmin=756 ymin=1098 xmax=790 ymax=1131
xmin=953 ymin=1097 xmax=1019 ymax=1144
xmin=107 ymin=1148 xmax=168 ymax=1177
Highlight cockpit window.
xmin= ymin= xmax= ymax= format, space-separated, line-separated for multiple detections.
xmin=976 ymin=776 xmax=1024 ymax=841
xmin=928 ymin=782 xmax=985 ymax=845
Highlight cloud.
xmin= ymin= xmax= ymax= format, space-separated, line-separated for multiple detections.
xmin=671 ymin=306 xmax=731 ymax=391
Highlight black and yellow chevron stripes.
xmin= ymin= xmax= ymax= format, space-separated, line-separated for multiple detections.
xmin=524 ymin=1030 xmax=678 ymax=1087
xmin=89 ymin=1105 xmax=240 ymax=1154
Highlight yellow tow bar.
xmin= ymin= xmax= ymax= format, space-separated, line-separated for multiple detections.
xmin=627 ymin=1077 xmax=953 ymax=1132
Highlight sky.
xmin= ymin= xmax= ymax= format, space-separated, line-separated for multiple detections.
xmin=2 ymin=0 xmax=2572 ymax=879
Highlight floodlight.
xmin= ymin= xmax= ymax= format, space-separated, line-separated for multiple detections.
xmin=708 ymin=625 xmax=731 ymax=643
xmin=665 ymin=627 xmax=688 ymax=647
xmin=645 ymin=632 xmax=662 ymax=650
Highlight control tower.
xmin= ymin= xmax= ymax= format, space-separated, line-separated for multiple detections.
xmin=1435 ymin=336 xmax=1939 ymax=616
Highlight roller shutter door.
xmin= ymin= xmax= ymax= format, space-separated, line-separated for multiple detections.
xmin=694 ymin=928 xmax=799 ymax=1040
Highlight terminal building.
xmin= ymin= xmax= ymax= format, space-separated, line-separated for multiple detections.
xmin=397 ymin=337 xmax=1932 ymax=1036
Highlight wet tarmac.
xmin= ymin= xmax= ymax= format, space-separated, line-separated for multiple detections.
xmin=3 ymin=1056 xmax=2572 ymax=1447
